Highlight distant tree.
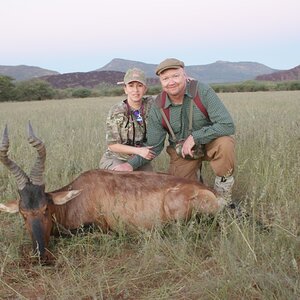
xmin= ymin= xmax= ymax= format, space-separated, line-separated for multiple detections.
xmin=94 ymin=83 xmax=123 ymax=97
xmin=147 ymin=85 xmax=162 ymax=95
xmin=288 ymin=81 xmax=300 ymax=90
xmin=15 ymin=80 xmax=55 ymax=101
xmin=0 ymin=75 xmax=16 ymax=101
xmin=72 ymin=88 xmax=92 ymax=98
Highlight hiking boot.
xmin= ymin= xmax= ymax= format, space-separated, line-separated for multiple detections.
xmin=214 ymin=175 xmax=234 ymax=204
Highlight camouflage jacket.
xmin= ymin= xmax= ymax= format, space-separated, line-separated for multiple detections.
xmin=104 ymin=96 xmax=154 ymax=161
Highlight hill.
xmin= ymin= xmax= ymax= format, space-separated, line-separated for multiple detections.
xmin=97 ymin=58 xmax=279 ymax=83
xmin=0 ymin=59 xmax=291 ymax=88
xmin=40 ymin=71 xmax=125 ymax=89
xmin=0 ymin=65 xmax=59 ymax=81
xmin=185 ymin=61 xmax=278 ymax=83
xmin=98 ymin=59 xmax=157 ymax=78
xmin=255 ymin=65 xmax=300 ymax=81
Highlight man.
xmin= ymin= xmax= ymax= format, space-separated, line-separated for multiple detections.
xmin=114 ymin=58 xmax=236 ymax=203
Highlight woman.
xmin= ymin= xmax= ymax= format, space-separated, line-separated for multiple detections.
xmin=99 ymin=68 xmax=155 ymax=171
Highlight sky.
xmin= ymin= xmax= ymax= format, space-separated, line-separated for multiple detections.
xmin=1 ymin=0 xmax=299 ymax=74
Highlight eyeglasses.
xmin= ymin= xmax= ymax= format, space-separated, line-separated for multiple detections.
xmin=160 ymin=73 xmax=182 ymax=83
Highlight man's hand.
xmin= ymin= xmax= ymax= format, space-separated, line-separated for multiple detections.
xmin=112 ymin=163 xmax=133 ymax=172
xmin=181 ymin=135 xmax=195 ymax=158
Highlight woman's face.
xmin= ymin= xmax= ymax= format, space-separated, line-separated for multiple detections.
xmin=124 ymin=81 xmax=147 ymax=102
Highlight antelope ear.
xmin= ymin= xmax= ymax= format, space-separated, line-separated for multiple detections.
xmin=48 ymin=190 xmax=82 ymax=205
xmin=0 ymin=200 xmax=19 ymax=213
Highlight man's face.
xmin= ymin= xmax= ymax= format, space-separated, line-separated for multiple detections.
xmin=159 ymin=68 xmax=187 ymax=97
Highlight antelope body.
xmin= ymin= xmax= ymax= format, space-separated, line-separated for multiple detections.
xmin=0 ymin=123 xmax=225 ymax=261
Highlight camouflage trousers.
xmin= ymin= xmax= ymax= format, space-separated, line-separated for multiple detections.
xmin=99 ymin=153 xmax=153 ymax=172
xmin=166 ymin=136 xmax=235 ymax=181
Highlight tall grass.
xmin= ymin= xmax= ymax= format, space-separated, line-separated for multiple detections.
xmin=0 ymin=92 xmax=299 ymax=299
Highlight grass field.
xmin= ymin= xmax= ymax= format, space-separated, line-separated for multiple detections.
xmin=0 ymin=91 xmax=299 ymax=299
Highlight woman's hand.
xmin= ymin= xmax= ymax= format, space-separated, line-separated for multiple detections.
xmin=136 ymin=146 xmax=156 ymax=160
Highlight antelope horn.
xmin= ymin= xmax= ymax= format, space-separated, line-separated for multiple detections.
xmin=28 ymin=122 xmax=46 ymax=186
xmin=0 ymin=125 xmax=29 ymax=190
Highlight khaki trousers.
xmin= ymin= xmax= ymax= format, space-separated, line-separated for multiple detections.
xmin=166 ymin=136 xmax=235 ymax=181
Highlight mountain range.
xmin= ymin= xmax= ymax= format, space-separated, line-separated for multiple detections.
xmin=255 ymin=65 xmax=300 ymax=81
xmin=97 ymin=59 xmax=280 ymax=83
xmin=0 ymin=65 xmax=59 ymax=81
xmin=0 ymin=59 xmax=299 ymax=89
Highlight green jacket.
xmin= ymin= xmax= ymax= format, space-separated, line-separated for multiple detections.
xmin=128 ymin=81 xmax=235 ymax=169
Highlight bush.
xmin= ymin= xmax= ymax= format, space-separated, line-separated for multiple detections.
xmin=1 ymin=78 xmax=300 ymax=102
xmin=72 ymin=88 xmax=92 ymax=98
xmin=147 ymin=85 xmax=162 ymax=95
xmin=15 ymin=80 xmax=55 ymax=101
xmin=0 ymin=75 xmax=16 ymax=101
xmin=212 ymin=80 xmax=300 ymax=93
xmin=93 ymin=83 xmax=123 ymax=97
xmin=288 ymin=81 xmax=300 ymax=90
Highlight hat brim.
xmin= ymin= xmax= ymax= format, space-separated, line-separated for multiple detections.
xmin=156 ymin=65 xmax=182 ymax=75
xmin=124 ymin=80 xmax=147 ymax=85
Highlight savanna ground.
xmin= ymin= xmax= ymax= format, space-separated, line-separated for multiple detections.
xmin=0 ymin=91 xmax=299 ymax=299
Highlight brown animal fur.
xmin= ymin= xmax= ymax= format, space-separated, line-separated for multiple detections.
xmin=48 ymin=170 xmax=224 ymax=231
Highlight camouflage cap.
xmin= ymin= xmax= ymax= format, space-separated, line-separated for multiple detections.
xmin=155 ymin=58 xmax=185 ymax=75
xmin=123 ymin=68 xmax=147 ymax=85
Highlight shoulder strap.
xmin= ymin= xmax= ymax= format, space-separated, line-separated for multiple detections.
xmin=189 ymin=80 xmax=209 ymax=120
xmin=188 ymin=98 xmax=193 ymax=135
xmin=160 ymin=108 xmax=177 ymax=141
xmin=159 ymin=91 xmax=170 ymax=130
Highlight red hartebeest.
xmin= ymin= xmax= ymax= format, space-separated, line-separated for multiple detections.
xmin=0 ymin=123 xmax=225 ymax=261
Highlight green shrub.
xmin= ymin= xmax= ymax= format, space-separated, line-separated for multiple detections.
xmin=0 ymin=75 xmax=16 ymax=101
xmin=1 ymin=78 xmax=300 ymax=102
xmin=212 ymin=80 xmax=300 ymax=93
xmin=15 ymin=80 xmax=55 ymax=101
xmin=288 ymin=81 xmax=300 ymax=90
xmin=72 ymin=88 xmax=92 ymax=98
